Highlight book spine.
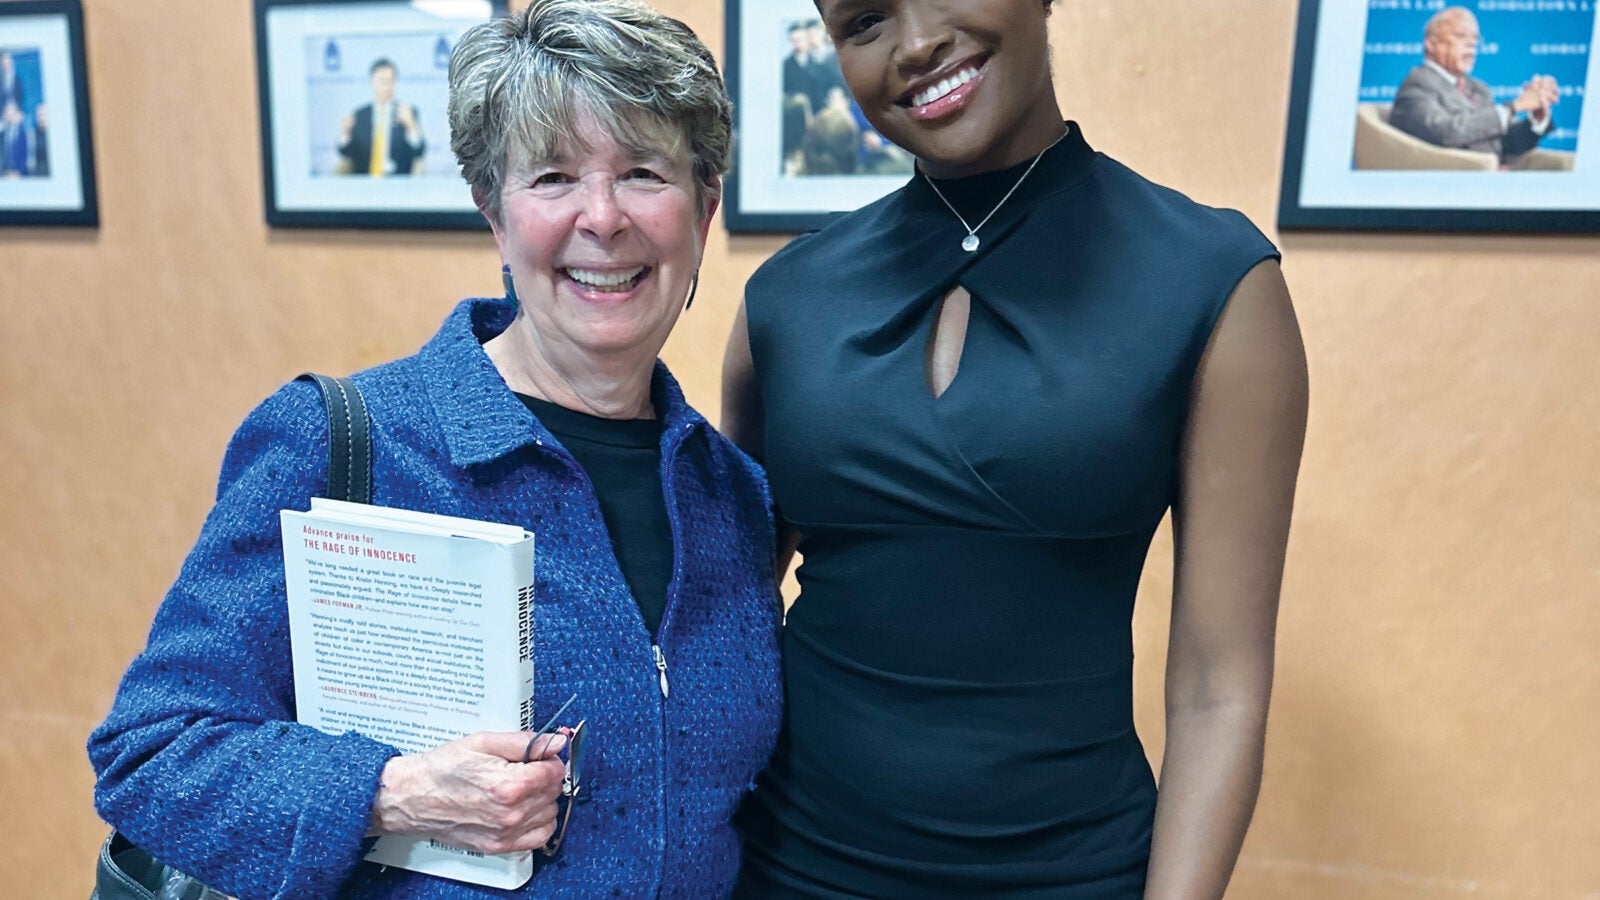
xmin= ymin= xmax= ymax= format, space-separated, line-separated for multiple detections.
xmin=516 ymin=583 xmax=534 ymax=732
xmin=515 ymin=538 xmax=535 ymax=732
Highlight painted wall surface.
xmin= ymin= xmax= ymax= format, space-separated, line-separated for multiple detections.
xmin=0 ymin=1 xmax=1594 ymax=896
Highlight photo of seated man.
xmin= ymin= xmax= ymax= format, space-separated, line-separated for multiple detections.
xmin=1390 ymin=7 xmax=1557 ymax=163
xmin=1354 ymin=5 xmax=1580 ymax=172
xmin=337 ymin=57 xmax=425 ymax=177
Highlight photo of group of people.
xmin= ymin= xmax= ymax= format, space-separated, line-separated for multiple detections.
xmin=1 ymin=48 xmax=49 ymax=179
xmin=301 ymin=32 xmax=455 ymax=179
xmin=1353 ymin=2 xmax=1590 ymax=171
xmin=778 ymin=17 xmax=911 ymax=178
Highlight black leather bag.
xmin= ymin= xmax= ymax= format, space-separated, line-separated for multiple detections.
xmin=92 ymin=374 xmax=371 ymax=900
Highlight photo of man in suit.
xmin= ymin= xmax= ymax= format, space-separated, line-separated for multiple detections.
xmin=782 ymin=22 xmax=813 ymax=113
xmin=1 ymin=98 xmax=34 ymax=178
xmin=31 ymin=101 xmax=46 ymax=177
xmin=0 ymin=51 xmax=24 ymax=113
xmin=1388 ymin=6 xmax=1559 ymax=163
xmin=337 ymin=57 xmax=425 ymax=177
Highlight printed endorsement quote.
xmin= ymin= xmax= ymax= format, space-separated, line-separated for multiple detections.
xmin=281 ymin=498 xmax=536 ymax=888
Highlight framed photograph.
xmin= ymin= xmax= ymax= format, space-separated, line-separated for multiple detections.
xmin=724 ymin=0 xmax=913 ymax=233
xmin=1279 ymin=0 xmax=1600 ymax=232
xmin=254 ymin=0 xmax=506 ymax=230
xmin=0 ymin=0 xmax=98 ymax=227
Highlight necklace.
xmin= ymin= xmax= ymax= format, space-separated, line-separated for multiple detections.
xmin=922 ymin=127 xmax=1070 ymax=253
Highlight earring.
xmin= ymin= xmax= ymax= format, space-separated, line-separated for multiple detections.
xmin=502 ymin=265 xmax=518 ymax=303
xmin=685 ymin=272 xmax=700 ymax=310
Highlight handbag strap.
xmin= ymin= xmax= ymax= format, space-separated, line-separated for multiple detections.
xmin=298 ymin=373 xmax=373 ymax=505
xmin=95 ymin=374 xmax=376 ymax=898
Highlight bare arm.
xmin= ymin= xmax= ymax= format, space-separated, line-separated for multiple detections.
xmin=1143 ymin=260 xmax=1308 ymax=899
xmin=723 ymin=300 xmax=801 ymax=580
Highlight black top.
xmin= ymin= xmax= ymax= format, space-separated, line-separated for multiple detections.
xmin=734 ymin=124 xmax=1278 ymax=896
xmin=518 ymin=393 xmax=671 ymax=638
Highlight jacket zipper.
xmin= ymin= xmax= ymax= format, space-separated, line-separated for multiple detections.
xmin=535 ymin=421 xmax=694 ymax=898
xmin=651 ymin=643 xmax=670 ymax=698
xmin=651 ymin=422 xmax=692 ymax=898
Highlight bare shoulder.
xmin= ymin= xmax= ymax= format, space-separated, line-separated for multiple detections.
xmin=1195 ymin=259 xmax=1306 ymax=405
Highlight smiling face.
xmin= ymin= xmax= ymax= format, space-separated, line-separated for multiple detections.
xmin=487 ymin=109 xmax=714 ymax=370
xmin=1425 ymin=8 xmax=1479 ymax=78
xmin=817 ymin=0 xmax=1061 ymax=178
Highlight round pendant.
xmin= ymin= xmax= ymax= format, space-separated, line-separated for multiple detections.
xmin=961 ymin=234 xmax=980 ymax=252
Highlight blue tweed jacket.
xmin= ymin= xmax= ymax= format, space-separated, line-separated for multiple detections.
xmin=89 ymin=297 xmax=784 ymax=899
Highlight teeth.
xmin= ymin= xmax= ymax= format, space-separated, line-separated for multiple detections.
xmin=911 ymin=66 xmax=977 ymax=108
xmin=567 ymin=267 xmax=645 ymax=289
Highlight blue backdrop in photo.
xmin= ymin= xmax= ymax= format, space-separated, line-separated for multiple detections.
xmin=3 ymin=47 xmax=45 ymax=131
xmin=302 ymin=32 xmax=459 ymax=178
xmin=1358 ymin=1 xmax=1594 ymax=153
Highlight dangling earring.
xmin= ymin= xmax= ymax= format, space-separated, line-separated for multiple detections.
xmin=502 ymin=264 xmax=518 ymax=303
xmin=685 ymin=271 xmax=700 ymax=310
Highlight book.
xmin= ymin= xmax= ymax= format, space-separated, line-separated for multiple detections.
xmin=280 ymin=497 xmax=536 ymax=889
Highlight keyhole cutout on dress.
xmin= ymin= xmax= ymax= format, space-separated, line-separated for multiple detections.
xmin=926 ymin=285 xmax=971 ymax=400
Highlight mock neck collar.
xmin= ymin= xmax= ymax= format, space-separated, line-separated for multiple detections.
xmin=903 ymin=121 xmax=1097 ymax=225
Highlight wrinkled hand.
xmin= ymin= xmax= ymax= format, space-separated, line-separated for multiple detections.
xmin=1512 ymin=80 xmax=1544 ymax=114
xmin=369 ymin=731 xmax=567 ymax=855
xmin=1535 ymin=75 xmax=1560 ymax=109
xmin=1514 ymin=75 xmax=1560 ymax=119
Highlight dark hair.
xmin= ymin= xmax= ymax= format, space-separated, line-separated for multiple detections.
xmin=369 ymin=57 xmax=397 ymax=76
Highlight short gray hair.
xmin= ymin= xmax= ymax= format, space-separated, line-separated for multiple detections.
xmin=448 ymin=0 xmax=731 ymax=221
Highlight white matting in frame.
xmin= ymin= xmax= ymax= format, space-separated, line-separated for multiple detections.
xmin=256 ymin=0 xmax=499 ymax=228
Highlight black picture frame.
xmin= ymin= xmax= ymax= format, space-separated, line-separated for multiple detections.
xmin=253 ymin=0 xmax=505 ymax=230
xmin=0 ymin=0 xmax=98 ymax=227
xmin=723 ymin=0 xmax=913 ymax=234
xmin=1279 ymin=0 xmax=1600 ymax=233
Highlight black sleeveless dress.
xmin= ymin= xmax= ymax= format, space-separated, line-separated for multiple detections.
xmin=734 ymin=124 xmax=1278 ymax=897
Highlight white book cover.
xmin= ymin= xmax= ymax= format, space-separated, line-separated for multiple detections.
xmin=280 ymin=498 xmax=536 ymax=889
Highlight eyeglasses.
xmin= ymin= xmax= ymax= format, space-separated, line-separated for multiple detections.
xmin=542 ymin=718 xmax=587 ymax=856
xmin=522 ymin=694 xmax=589 ymax=856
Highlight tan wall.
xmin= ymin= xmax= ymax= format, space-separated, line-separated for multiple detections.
xmin=2 ymin=0 xmax=1594 ymax=896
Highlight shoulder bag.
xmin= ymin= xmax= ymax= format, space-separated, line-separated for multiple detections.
xmin=92 ymin=374 xmax=371 ymax=899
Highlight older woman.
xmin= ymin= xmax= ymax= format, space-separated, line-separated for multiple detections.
xmin=89 ymin=2 xmax=780 ymax=897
